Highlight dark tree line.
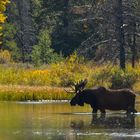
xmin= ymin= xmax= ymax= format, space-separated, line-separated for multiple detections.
xmin=1 ymin=0 xmax=140 ymax=68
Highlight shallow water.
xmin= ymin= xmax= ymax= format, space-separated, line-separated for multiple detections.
xmin=0 ymin=101 xmax=140 ymax=140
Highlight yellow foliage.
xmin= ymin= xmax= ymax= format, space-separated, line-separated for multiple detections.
xmin=0 ymin=50 xmax=12 ymax=63
xmin=0 ymin=13 xmax=6 ymax=23
xmin=0 ymin=0 xmax=10 ymax=43
xmin=0 ymin=0 xmax=10 ymax=23
xmin=0 ymin=55 xmax=140 ymax=91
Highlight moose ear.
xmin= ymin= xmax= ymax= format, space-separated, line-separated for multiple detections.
xmin=83 ymin=78 xmax=88 ymax=86
xmin=81 ymin=78 xmax=88 ymax=89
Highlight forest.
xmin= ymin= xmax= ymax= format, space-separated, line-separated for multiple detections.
xmin=0 ymin=0 xmax=140 ymax=100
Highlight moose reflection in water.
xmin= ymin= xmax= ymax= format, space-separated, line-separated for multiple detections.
xmin=91 ymin=114 xmax=135 ymax=129
xmin=70 ymin=114 xmax=135 ymax=130
xmin=65 ymin=79 xmax=137 ymax=114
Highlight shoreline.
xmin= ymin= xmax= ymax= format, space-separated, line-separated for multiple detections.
xmin=0 ymin=85 xmax=73 ymax=101
xmin=0 ymin=84 xmax=139 ymax=101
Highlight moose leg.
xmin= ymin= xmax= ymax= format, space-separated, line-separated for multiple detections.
xmin=133 ymin=109 xmax=137 ymax=113
xmin=100 ymin=109 xmax=106 ymax=117
xmin=130 ymin=96 xmax=137 ymax=113
xmin=129 ymin=108 xmax=137 ymax=113
xmin=126 ymin=106 xmax=137 ymax=114
xmin=92 ymin=108 xmax=98 ymax=114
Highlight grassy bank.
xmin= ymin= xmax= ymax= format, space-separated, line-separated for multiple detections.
xmin=0 ymin=85 xmax=140 ymax=101
xmin=0 ymin=54 xmax=140 ymax=101
xmin=0 ymin=85 xmax=73 ymax=101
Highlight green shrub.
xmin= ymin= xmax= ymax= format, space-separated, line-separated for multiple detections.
xmin=47 ymin=53 xmax=93 ymax=86
xmin=88 ymin=65 xmax=140 ymax=89
xmin=110 ymin=66 xmax=139 ymax=89
xmin=32 ymin=28 xmax=63 ymax=66
xmin=90 ymin=66 xmax=112 ymax=88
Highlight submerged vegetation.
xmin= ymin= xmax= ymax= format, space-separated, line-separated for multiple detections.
xmin=0 ymin=54 xmax=140 ymax=101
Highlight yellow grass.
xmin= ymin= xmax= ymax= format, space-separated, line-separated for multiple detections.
xmin=0 ymin=85 xmax=73 ymax=101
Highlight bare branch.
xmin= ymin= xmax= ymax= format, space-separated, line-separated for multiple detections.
xmin=78 ymin=38 xmax=117 ymax=55
xmin=73 ymin=17 xmax=104 ymax=23
xmin=123 ymin=13 xmax=140 ymax=21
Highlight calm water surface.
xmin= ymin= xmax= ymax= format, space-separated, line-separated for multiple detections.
xmin=0 ymin=101 xmax=140 ymax=140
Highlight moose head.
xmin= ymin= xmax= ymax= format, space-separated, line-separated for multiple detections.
xmin=65 ymin=79 xmax=88 ymax=106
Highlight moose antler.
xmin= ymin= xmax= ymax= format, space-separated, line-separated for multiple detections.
xmin=64 ymin=88 xmax=74 ymax=93
xmin=64 ymin=79 xmax=88 ymax=94
xmin=75 ymin=79 xmax=88 ymax=93
xmin=64 ymin=82 xmax=76 ymax=93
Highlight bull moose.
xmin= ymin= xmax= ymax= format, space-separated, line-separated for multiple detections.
xmin=65 ymin=79 xmax=137 ymax=114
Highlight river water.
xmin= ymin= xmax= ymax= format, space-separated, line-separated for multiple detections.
xmin=0 ymin=101 xmax=140 ymax=140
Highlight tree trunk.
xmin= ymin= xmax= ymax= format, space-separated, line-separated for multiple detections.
xmin=63 ymin=0 xmax=69 ymax=28
xmin=16 ymin=0 xmax=36 ymax=63
xmin=132 ymin=22 xmax=136 ymax=68
xmin=116 ymin=0 xmax=125 ymax=69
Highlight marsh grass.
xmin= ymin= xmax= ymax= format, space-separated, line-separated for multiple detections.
xmin=0 ymin=85 xmax=73 ymax=101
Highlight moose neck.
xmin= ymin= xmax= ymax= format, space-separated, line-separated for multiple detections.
xmin=81 ymin=89 xmax=98 ymax=107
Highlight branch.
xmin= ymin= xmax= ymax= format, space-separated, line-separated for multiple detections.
xmin=123 ymin=13 xmax=140 ymax=21
xmin=90 ymin=39 xmax=117 ymax=48
xmin=73 ymin=17 xmax=104 ymax=23
xmin=125 ymin=33 xmax=140 ymax=37
xmin=77 ymin=38 xmax=117 ymax=56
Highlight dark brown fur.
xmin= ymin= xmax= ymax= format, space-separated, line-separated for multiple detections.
xmin=70 ymin=87 xmax=137 ymax=114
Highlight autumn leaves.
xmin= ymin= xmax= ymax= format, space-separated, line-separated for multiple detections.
xmin=0 ymin=0 xmax=10 ymax=43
